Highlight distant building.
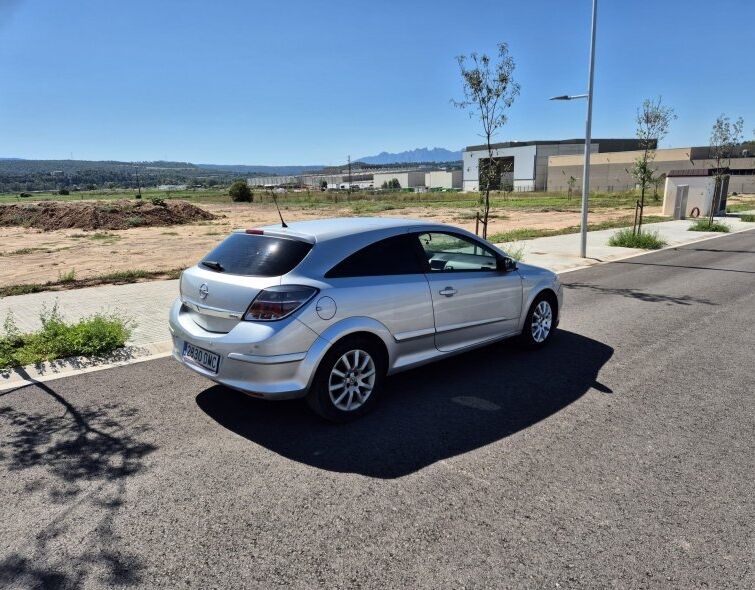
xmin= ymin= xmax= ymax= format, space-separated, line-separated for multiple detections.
xmin=372 ymin=171 xmax=426 ymax=189
xmin=426 ymin=170 xmax=462 ymax=189
xmin=547 ymin=147 xmax=755 ymax=194
xmin=462 ymin=139 xmax=647 ymax=192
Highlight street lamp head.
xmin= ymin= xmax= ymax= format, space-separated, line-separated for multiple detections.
xmin=549 ymin=93 xmax=589 ymax=101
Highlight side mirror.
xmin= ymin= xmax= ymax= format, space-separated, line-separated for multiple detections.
xmin=499 ymin=255 xmax=517 ymax=272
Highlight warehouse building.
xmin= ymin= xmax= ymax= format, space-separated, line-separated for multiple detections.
xmin=426 ymin=170 xmax=462 ymax=189
xmin=372 ymin=170 xmax=427 ymax=189
xmin=546 ymin=147 xmax=755 ymax=194
xmin=462 ymin=139 xmax=646 ymax=192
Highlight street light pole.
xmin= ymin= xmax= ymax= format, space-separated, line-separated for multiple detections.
xmin=550 ymin=0 xmax=597 ymax=258
xmin=581 ymin=0 xmax=598 ymax=259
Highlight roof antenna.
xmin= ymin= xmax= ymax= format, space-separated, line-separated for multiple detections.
xmin=272 ymin=194 xmax=288 ymax=228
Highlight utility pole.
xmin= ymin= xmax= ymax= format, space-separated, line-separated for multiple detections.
xmin=580 ymin=0 xmax=598 ymax=259
xmin=549 ymin=0 xmax=597 ymax=258
xmin=347 ymin=155 xmax=352 ymax=196
xmin=134 ymin=163 xmax=142 ymax=199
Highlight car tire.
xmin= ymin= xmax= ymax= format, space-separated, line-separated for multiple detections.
xmin=518 ymin=293 xmax=556 ymax=349
xmin=306 ymin=336 xmax=386 ymax=422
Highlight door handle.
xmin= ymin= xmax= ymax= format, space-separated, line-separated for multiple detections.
xmin=439 ymin=287 xmax=457 ymax=297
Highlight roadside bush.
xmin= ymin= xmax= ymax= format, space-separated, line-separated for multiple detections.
xmin=19 ymin=192 xmax=31 ymax=198
xmin=58 ymin=188 xmax=70 ymax=195
xmin=739 ymin=214 xmax=755 ymax=222
xmin=229 ymin=180 xmax=253 ymax=202
xmin=0 ymin=305 xmax=132 ymax=370
xmin=501 ymin=241 xmax=526 ymax=261
xmin=150 ymin=197 xmax=166 ymax=207
xmin=58 ymin=268 xmax=76 ymax=283
xmin=688 ymin=220 xmax=730 ymax=233
xmin=126 ymin=216 xmax=144 ymax=227
xmin=608 ymin=228 xmax=667 ymax=249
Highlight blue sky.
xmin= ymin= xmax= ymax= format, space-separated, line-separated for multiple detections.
xmin=1 ymin=0 xmax=753 ymax=165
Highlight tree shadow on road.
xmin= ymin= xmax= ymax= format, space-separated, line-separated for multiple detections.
xmin=196 ymin=330 xmax=612 ymax=479
xmin=0 ymin=374 xmax=156 ymax=589
xmin=563 ymin=281 xmax=717 ymax=306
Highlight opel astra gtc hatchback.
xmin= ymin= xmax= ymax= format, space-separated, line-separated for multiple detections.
xmin=169 ymin=217 xmax=563 ymax=421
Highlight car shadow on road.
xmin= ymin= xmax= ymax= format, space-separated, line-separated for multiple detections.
xmin=196 ymin=330 xmax=612 ymax=479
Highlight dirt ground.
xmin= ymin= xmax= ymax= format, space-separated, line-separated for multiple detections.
xmin=0 ymin=201 xmax=664 ymax=287
xmin=0 ymin=200 xmax=215 ymax=231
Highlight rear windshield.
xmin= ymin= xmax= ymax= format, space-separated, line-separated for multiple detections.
xmin=200 ymin=233 xmax=312 ymax=277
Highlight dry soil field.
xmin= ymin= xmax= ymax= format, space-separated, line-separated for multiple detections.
xmin=0 ymin=199 xmax=665 ymax=288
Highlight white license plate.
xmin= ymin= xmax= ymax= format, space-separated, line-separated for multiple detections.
xmin=183 ymin=342 xmax=220 ymax=373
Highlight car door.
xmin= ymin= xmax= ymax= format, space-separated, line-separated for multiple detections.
xmin=413 ymin=231 xmax=522 ymax=352
xmin=302 ymin=233 xmax=436 ymax=351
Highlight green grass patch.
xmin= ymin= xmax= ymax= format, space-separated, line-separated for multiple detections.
xmin=688 ymin=220 xmax=730 ymax=233
xmin=488 ymin=215 xmax=668 ymax=243
xmin=58 ymin=268 xmax=76 ymax=283
xmin=608 ymin=228 xmax=667 ymax=249
xmin=0 ymin=247 xmax=47 ymax=256
xmin=725 ymin=199 xmax=755 ymax=213
xmin=737 ymin=214 xmax=754 ymax=222
xmin=0 ymin=306 xmax=132 ymax=370
xmin=500 ymin=242 xmax=526 ymax=262
xmin=0 ymin=268 xmax=183 ymax=297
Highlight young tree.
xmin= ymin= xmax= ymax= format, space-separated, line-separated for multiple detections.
xmin=708 ymin=114 xmax=744 ymax=223
xmin=453 ymin=43 xmax=519 ymax=239
xmin=650 ymin=172 xmax=666 ymax=202
xmin=631 ymin=97 xmax=675 ymax=233
xmin=567 ymin=175 xmax=577 ymax=199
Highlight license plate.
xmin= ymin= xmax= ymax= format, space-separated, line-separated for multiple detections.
xmin=182 ymin=342 xmax=220 ymax=373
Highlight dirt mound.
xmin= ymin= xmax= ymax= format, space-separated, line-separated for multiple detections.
xmin=0 ymin=199 xmax=217 ymax=231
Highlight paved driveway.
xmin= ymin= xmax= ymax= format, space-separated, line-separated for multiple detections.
xmin=1 ymin=231 xmax=753 ymax=589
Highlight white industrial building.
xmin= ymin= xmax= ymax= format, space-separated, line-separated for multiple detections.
xmin=372 ymin=171 xmax=427 ymax=189
xmin=248 ymin=168 xmax=463 ymax=191
xmin=462 ymin=139 xmax=646 ymax=192
xmin=426 ymin=170 xmax=462 ymax=189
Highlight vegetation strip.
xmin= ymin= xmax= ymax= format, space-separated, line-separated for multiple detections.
xmin=608 ymin=229 xmax=667 ymax=249
xmin=0 ymin=268 xmax=182 ymax=297
xmin=488 ymin=215 xmax=668 ymax=243
xmin=0 ymin=306 xmax=131 ymax=370
xmin=688 ymin=220 xmax=730 ymax=233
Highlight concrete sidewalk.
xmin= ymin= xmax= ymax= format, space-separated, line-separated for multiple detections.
xmin=498 ymin=216 xmax=755 ymax=273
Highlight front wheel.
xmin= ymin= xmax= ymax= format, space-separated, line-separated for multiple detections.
xmin=518 ymin=295 xmax=556 ymax=349
xmin=306 ymin=337 xmax=386 ymax=422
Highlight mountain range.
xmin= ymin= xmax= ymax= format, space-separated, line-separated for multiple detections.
xmin=356 ymin=147 xmax=462 ymax=165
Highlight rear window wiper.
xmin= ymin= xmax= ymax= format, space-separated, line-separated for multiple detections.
xmin=200 ymin=260 xmax=224 ymax=272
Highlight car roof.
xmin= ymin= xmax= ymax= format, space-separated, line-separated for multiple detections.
xmin=255 ymin=216 xmax=436 ymax=242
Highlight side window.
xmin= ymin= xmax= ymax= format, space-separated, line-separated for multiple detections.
xmin=325 ymin=235 xmax=425 ymax=278
xmin=417 ymin=232 xmax=498 ymax=272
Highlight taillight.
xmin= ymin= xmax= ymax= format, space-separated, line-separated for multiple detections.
xmin=244 ymin=285 xmax=318 ymax=321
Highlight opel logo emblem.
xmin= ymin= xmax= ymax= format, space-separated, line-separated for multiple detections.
xmin=199 ymin=283 xmax=209 ymax=300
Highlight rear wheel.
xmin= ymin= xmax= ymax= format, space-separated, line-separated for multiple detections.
xmin=306 ymin=337 xmax=386 ymax=422
xmin=518 ymin=294 xmax=556 ymax=349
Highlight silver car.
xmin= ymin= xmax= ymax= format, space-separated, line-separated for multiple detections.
xmin=169 ymin=217 xmax=563 ymax=421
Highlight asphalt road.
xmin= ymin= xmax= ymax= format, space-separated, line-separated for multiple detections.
xmin=2 ymin=230 xmax=753 ymax=589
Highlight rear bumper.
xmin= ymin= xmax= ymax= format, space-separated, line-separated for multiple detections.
xmin=168 ymin=298 xmax=324 ymax=400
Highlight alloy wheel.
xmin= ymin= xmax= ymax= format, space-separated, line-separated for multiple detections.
xmin=531 ymin=300 xmax=553 ymax=343
xmin=328 ymin=349 xmax=376 ymax=412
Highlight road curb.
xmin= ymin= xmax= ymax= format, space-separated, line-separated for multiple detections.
xmin=0 ymin=340 xmax=173 ymax=392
